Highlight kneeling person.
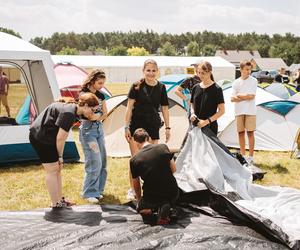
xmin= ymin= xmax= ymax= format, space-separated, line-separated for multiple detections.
xmin=130 ymin=128 xmax=179 ymax=225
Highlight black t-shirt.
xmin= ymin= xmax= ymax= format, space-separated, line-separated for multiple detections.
xmin=179 ymin=75 xmax=200 ymax=93
xmin=275 ymin=74 xmax=289 ymax=83
xmin=80 ymin=89 xmax=105 ymax=119
xmin=30 ymin=102 xmax=77 ymax=145
xmin=128 ymin=80 xmax=169 ymax=121
xmin=130 ymin=144 xmax=178 ymax=202
xmin=191 ymin=83 xmax=224 ymax=120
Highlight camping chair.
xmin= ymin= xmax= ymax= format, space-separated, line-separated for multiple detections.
xmin=291 ymin=128 xmax=300 ymax=159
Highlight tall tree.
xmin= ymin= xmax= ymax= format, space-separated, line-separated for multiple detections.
xmin=160 ymin=41 xmax=177 ymax=56
xmin=0 ymin=27 xmax=22 ymax=38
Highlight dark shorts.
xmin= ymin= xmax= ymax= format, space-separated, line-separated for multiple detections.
xmin=130 ymin=120 xmax=160 ymax=140
xmin=29 ymin=133 xmax=59 ymax=164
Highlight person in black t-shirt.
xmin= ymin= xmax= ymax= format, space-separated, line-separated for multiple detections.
xmin=175 ymin=63 xmax=200 ymax=103
xmin=130 ymin=128 xmax=179 ymax=225
xmin=190 ymin=61 xmax=225 ymax=135
xmin=79 ymin=69 xmax=108 ymax=204
xmin=274 ymin=67 xmax=289 ymax=83
xmin=29 ymin=93 xmax=100 ymax=208
xmin=125 ymin=59 xmax=171 ymax=200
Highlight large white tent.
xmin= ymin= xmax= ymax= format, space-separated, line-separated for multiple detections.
xmin=52 ymin=55 xmax=235 ymax=83
xmin=103 ymin=95 xmax=189 ymax=157
xmin=0 ymin=32 xmax=79 ymax=166
xmin=218 ymin=86 xmax=282 ymax=133
xmin=219 ymin=100 xmax=300 ymax=151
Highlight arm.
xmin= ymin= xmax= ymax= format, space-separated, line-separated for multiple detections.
xmin=231 ymin=96 xmax=243 ymax=102
xmin=4 ymin=77 xmax=9 ymax=95
xmin=174 ymin=86 xmax=187 ymax=100
xmin=197 ymin=103 xmax=225 ymax=128
xmin=170 ymin=159 xmax=176 ymax=173
xmin=125 ymin=98 xmax=135 ymax=142
xmin=132 ymin=177 xmax=142 ymax=201
xmin=236 ymin=93 xmax=255 ymax=100
xmin=161 ymin=105 xmax=170 ymax=143
xmin=56 ymin=127 xmax=69 ymax=166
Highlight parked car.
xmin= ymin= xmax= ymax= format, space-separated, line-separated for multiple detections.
xmin=251 ymin=71 xmax=274 ymax=83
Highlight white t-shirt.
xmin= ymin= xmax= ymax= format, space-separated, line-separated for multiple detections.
xmin=232 ymin=76 xmax=257 ymax=116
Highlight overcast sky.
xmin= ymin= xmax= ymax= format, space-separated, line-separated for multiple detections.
xmin=1 ymin=0 xmax=300 ymax=41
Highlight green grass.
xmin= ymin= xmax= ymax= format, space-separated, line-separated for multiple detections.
xmin=0 ymin=83 xmax=299 ymax=211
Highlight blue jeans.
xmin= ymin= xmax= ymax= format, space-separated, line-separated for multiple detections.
xmin=79 ymin=120 xmax=107 ymax=198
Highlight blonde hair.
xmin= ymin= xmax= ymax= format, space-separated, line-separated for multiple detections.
xmin=143 ymin=59 xmax=158 ymax=71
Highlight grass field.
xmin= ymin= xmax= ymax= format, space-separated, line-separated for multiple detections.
xmin=0 ymin=83 xmax=299 ymax=211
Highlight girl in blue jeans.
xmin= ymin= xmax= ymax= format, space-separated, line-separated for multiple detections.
xmin=79 ymin=69 xmax=108 ymax=203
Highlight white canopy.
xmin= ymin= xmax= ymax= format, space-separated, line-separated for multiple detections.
xmin=0 ymin=32 xmax=59 ymax=113
xmin=52 ymin=55 xmax=235 ymax=83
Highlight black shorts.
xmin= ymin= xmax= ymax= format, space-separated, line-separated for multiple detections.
xmin=130 ymin=120 xmax=160 ymax=140
xmin=29 ymin=133 xmax=59 ymax=163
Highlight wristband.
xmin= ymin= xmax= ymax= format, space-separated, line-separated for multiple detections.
xmin=208 ymin=118 xmax=212 ymax=124
xmin=58 ymin=156 xmax=63 ymax=161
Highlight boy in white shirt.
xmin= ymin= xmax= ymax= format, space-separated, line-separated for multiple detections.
xmin=231 ymin=60 xmax=257 ymax=164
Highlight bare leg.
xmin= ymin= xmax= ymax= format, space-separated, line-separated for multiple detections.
xmin=247 ymin=131 xmax=255 ymax=157
xmin=5 ymin=105 xmax=10 ymax=117
xmin=57 ymin=168 xmax=62 ymax=201
xmin=238 ymin=131 xmax=246 ymax=156
xmin=44 ymin=162 xmax=60 ymax=206
xmin=128 ymin=139 xmax=139 ymax=189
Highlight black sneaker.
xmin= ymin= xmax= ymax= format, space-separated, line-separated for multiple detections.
xmin=157 ymin=203 xmax=171 ymax=225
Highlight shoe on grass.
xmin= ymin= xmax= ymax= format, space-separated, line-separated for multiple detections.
xmin=86 ymin=197 xmax=100 ymax=204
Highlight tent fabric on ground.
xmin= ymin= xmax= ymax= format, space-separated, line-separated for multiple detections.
xmin=218 ymin=100 xmax=300 ymax=151
xmin=0 ymin=204 xmax=289 ymax=250
xmin=54 ymin=63 xmax=112 ymax=100
xmin=218 ymin=86 xmax=282 ymax=133
xmin=102 ymin=95 xmax=189 ymax=157
xmin=259 ymin=82 xmax=297 ymax=99
xmin=176 ymin=128 xmax=300 ymax=249
xmin=0 ymin=32 xmax=79 ymax=166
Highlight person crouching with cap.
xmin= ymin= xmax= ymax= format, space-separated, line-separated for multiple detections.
xmin=130 ymin=128 xmax=179 ymax=225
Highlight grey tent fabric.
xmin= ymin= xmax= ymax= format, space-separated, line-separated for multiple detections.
xmin=0 ymin=204 xmax=288 ymax=250
xmin=175 ymin=128 xmax=300 ymax=249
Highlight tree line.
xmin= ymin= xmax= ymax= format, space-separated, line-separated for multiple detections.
xmin=1 ymin=27 xmax=300 ymax=65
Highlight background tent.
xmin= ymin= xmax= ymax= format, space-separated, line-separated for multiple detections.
xmin=219 ymin=100 xmax=300 ymax=151
xmin=159 ymin=74 xmax=192 ymax=110
xmin=52 ymin=55 xmax=236 ymax=83
xmin=102 ymin=95 xmax=189 ymax=157
xmin=289 ymin=92 xmax=300 ymax=103
xmin=218 ymin=86 xmax=282 ymax=133
xmin=0 ymin=32 xmax=79 ymax=166
xmin=54 ymin=63 xmax=112 ymax=100
xmin=259 ymin=82 xmax=297 ymax=99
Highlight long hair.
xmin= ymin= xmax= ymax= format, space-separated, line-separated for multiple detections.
xmin=81 ymin=69 xmax=106 ymax=92
xmin=134 ymin=59 xmax=159 ymax=90
xmin=198 ymin=61 xmax=215 ymax=81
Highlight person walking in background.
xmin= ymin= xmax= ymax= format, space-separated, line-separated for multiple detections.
xmin=231 ymin=60 xmax=257 ymax=164
xmin=274 ymin=67 xmax=289 ymax=83
xmin=29 ymin=93 xmax=100 ymax=208
xmin=0 ymin=66 xmax=10 ymax=117
xmin=125 ymin=59 xmax=171 ymax=200
xmin=175 ymin=63 xmax=201 ymax=113
xmin=80 ymin=69 xmax=108 ymax=204
xmin=190 ymin=61 xmax=225 ymax=135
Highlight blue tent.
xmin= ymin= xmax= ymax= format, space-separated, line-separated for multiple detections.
xmin=159 ymin=74 xmax=191 ymax=110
